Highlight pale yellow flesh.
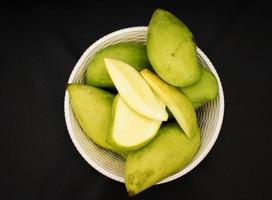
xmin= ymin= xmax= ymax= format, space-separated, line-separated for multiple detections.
xmin=110 ymin=95 xmax=162 ymax=150
xmin=104 ymin=58 xmax=168 ymax=121
xmin=141 ymin=69 xmax=198 ymax=138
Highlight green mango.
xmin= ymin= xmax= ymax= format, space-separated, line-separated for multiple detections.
xmin=107 ymin=95 xmax=162 ymax=151
xmin=67 ymin=84 xmax=127 ymax=158
xmin=104 ymin=58 xmax=168 ymax=121
xmin=86 ymin=42 xmax=150 ymax=88
xmin=181 ymin=67 xmax=218 ymax=109
xmin=125 ymin=122 xmax=200 ymax=196
xmin=141 ymin=69 xmax=198 ymax=139
xmin=147 ymin=9 xmax=200 ymax=87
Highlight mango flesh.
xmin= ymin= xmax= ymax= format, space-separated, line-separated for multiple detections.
xmin=86 ymin=42 xmax=150 ymax=88
xmin=125 ymin=122 xmax=200 ymax=196
xmin=104 ymin=58 xmax=168 ymax=121
xmin=67 ymin=84 xmax=127 ymax=158
xmin=181 ymin=67 xmax=218 ymax=109
xmin=147 ymin=9 xmax=200 ymax=87
xmin=141 ymin=69 xmax=198 ymax=138
xmin=107 ymin=95 xmax=162 ymax=151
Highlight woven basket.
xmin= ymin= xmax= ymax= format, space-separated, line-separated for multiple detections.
xmin=64 ymin=27 xmax=224 ymax=184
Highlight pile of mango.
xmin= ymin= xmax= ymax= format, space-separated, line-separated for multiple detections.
xmin=67 ymin=9 xmax=218 ymax=195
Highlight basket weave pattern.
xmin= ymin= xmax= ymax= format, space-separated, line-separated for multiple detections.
xmin=64 ymin=27 xmax=224 ymax=184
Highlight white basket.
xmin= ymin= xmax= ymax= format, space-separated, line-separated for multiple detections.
xmin=64 ymin=27 xmax=225 ymax=184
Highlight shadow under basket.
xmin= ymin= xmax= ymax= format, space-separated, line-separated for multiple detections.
xmin=64 ymin=26 xmax=225 ymax=184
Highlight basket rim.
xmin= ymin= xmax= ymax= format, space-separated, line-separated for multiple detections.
xmin=64 ymin=26 xmax=225 ymax=184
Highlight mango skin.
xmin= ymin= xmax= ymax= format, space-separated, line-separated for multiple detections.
xmin=141 ymin=69 xmax=198 ymax=139
xmin=125 ymin=122 xmax=200 ymax=196
xmin=181 ymin=67 xmax=218 ymax=109
xmin=86 ymin=42 xmax=150 ymax=88
xmin=147 ymin=9 xmax=200 ymax=87
xmin=67 ymin=84 xmax=127 ymax=158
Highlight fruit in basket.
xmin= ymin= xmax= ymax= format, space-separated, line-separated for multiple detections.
xmin=107 ymin=95 xmax=162 ymax=151
xmin=66 ymin=8 xmax=221 ymax=196
xmin=67 ymin=84 xmax=127 ymax=158
xmin=141 ymin=69 xmax=198 ymax=138
xmin=104 ymin=58 xmax=168 ymax=121
xmin=125 ymin=122 xmax=200 ymax=196
xmin=147 ymin=9 xmax=200 ymax=87
xmin=180 ymin=66 xmax=218 ymax=109
xmin=86 ymin=42 xmax=150 ymax=88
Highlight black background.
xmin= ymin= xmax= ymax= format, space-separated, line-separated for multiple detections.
xmin=1 ymin=1 xmax=272 ymax=199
